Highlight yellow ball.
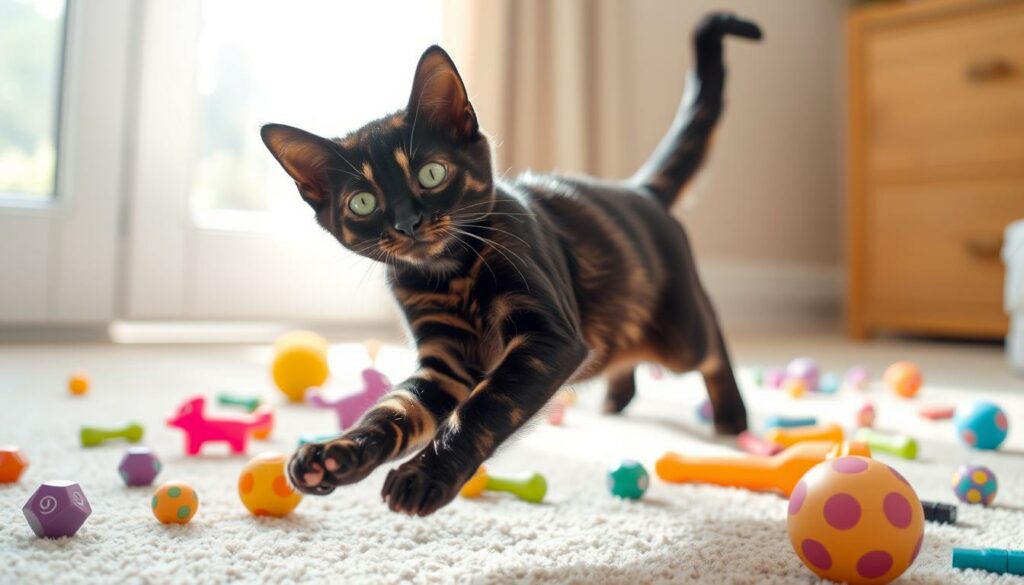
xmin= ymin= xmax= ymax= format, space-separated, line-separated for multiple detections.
xmin=68 ymin=371 xmax=90 ymax=396
xmin=784 ymin=378 xmax=808 ymax=399
xmin=788 ymin=457 xmax=923 ymax=584
xmin=271 ymin=331 xmax=329 ymax=402
xmin=238 ymin=452 xmax=302 ymax=517
xmin=152 ymin=481 xmax=199 ymax=524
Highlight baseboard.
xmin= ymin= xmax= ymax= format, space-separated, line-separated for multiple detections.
xmin=696 ymin=259 xmax=844 ymax=333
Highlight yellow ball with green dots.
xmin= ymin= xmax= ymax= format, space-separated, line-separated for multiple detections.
xmin=952 ymin=464 xmax=997 ymax=506
xmin=152 ymin=481 xmax=199 ymax=524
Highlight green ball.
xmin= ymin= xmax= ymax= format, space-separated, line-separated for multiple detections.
xmin=607 ymin=459 xmax=649 ymax=500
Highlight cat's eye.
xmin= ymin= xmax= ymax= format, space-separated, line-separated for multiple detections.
xmin=349 ymin=191 xmax=377 ymax=216
xmin=417 ymin=162 xmax=446 ymax=189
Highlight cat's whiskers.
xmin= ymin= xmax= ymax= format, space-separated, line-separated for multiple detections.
xmin=324 ymin=141 xmax=367 ymax=180
xmin=450 ymin=221 xmax=532 ymax=249
xmin=439 ymin=226 xmax=497 ymax=285
xmin=448 ymin=227 xmax=531 ymax=293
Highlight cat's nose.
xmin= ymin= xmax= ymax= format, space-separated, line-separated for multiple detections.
xmin=394 ymin=213 xmax=423 ymax=238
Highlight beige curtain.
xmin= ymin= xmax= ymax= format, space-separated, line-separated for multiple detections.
xmin=442 ymin=0 xmax=635 ymax=180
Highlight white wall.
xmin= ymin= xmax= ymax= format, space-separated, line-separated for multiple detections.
xmin=627 ymin=1 xmax=846 ymax=330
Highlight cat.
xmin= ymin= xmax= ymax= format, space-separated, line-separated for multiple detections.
xmin=261 ymin=12 xmax=762 ymax=516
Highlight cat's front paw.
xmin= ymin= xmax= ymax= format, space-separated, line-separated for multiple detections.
xmin=288 ymin=433 xmax=387 ymax=495
xmin=381 ymin=458 xmax=461 ymax=516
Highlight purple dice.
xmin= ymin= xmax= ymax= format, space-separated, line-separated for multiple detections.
xmin=118 ymin=446 xmax=162 ymax=486
xmin=23 ymin=480 xmax=92 ymax=538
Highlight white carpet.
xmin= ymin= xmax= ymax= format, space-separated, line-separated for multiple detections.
xmin=1 ymin=335 xmax=1022 ymax=584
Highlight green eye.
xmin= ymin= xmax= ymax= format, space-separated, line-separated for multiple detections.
xmin=349 ymin=191 xmax=377 ymax=216
xmin=417 ymin=162 xmax=446 ymax=188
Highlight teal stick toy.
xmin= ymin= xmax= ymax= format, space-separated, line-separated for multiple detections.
xmin=217 ymin=393 xmax=261 ymax=413
xmin=953 ymin=548 xmax=1024 ymax=576
xmin=297 ymin=432 xmax=342 ymax=447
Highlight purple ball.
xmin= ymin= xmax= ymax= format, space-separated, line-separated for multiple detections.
xmin=696 ymin=399 xmax=713 ymax=422
xmin=786 ymin=357 xmax=820 ymax=392
xmin=118 ymin=446 xmax=162 ymax=486
xmin=23 ymin=480 xmax=92 ymax=538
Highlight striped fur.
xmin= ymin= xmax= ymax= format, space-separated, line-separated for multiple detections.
xmin=262 ymin=12 xmax=761 ymax=515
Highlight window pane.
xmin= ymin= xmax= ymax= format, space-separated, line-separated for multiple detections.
xmin=0 ymin=0 xmax=66 ymax=200
xmin=191 ymin=0 xmax=443 ymax=213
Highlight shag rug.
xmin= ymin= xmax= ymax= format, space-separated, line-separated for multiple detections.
xmin=0 ymin=337 xmax=1022 ymax=584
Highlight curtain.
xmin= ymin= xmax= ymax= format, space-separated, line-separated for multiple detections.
xmin=442 ymin=0 xmax=635 ymax=180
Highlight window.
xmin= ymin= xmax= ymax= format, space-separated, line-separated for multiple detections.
xmin=190 ymin=0 xmax=443 ymax=215
xmin=0 ymin=0 xmax=66 ymax=201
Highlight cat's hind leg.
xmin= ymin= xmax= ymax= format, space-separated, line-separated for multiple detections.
xmin=602 ymin=368 xmax=637 ymax=414
xmin=650 ymin=274 xmax=748 ymax=435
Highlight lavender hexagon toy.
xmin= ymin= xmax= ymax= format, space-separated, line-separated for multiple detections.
xmin=118 ymin=446 xmax=162 ymax=486
xmin=23 ymin=480 xmax=92 ymax=538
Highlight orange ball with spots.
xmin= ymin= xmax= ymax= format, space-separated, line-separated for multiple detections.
xmin=238 ymin=452 xmax=302 ymax=517
xmin=152 ymin=481 xmax=199 ymax=524
xmin=787 ymin=457 xmax=924 ymax=584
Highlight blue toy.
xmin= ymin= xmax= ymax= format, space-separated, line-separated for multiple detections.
xmin=763 ymin=416 xmax=817 ymax=429
xmin=607 ymin=460 xmax=649 ymax=500
xmin=953 ymin=548 xmax=1024 ymax=576
xmin=817 ymin=372 xmax=840 ymax=394
xmin=954 ymin=401 xmax=1009 ymax=450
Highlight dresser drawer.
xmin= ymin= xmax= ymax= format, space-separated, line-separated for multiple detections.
xmin=867 ymin=2 xmax=1024 ymax=176
xmin=867 ymin=178 xmax=1024 ymax=316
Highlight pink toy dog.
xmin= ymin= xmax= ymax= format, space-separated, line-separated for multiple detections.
xmin=306 ymin=368 xmax=392 ymax=429
xmin=166 ymin=395 xmax=272 ymax=455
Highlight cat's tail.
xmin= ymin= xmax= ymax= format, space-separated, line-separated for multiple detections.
xmin=631 ymin=12 xmax=762 ymax=207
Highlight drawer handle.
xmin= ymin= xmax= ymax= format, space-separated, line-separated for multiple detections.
xmin=964 ymin=234 xmax=1003 ymax=259
xmin=965 ymin=57 xmax=1015 ymax=82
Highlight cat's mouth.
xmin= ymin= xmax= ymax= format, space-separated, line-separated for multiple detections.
xmin=383 ymin=229 xmax=451 ymax=263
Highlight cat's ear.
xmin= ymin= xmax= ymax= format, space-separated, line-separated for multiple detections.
xmin=260 ymin=123 xmax=340 ymax=210
xmin=407 ymin=45 xmax=478 ymax=140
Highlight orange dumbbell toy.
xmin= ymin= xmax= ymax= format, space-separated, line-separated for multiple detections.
xmin=656 ymin=440 xmax=871 ymax=496
xmin=788 ymin=457 xmax=924 ymax=583
xmin=765 ymin=423 xmax=844 ymax=449
xmin=68 ymin=371 xmax=90 ymax=396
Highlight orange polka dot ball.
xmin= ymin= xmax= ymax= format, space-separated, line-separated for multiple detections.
xmin=238 ymin=452 xmax=302 ymax=517
xmin=788 ymin=457 xmax=924 ymax=584
xmin=883 ymin=361 xmax=922 ymax=399
xmin=951 ymin=464 xmax=997 ymax=506
xmin=152 ymin=481 xmax=199 ymax=524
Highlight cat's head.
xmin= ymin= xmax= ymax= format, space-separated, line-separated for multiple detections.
xmin=261 ymin=46 xmax=493 ymax=269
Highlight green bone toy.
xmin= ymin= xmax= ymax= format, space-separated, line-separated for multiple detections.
xmin=855 ymin=428 xmax=918 ymax=459
xmin=217 ymin=393 xmax=262 ymax=413
xmin=80 ymin=422 xmax=144 ymax=447
xmin=459 ymin=466 xmax=547 ymax=503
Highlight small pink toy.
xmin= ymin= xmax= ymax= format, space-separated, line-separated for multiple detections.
xmin=306 ymin=368 xmax=391 ymax=429
xmin=166 ymin=395 xmax=272 ymax=455
xmin=737 ymin=431 xmax=783 ymax=456
xmin=856 ymin=401 xmax=876 ymax=428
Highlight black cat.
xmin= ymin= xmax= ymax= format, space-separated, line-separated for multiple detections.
xmin=261 ymin=12 xmax=762 ymax=516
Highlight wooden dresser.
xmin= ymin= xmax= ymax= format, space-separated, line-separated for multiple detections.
xmin=847 ymin=0 xmax=1024 ymax=339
